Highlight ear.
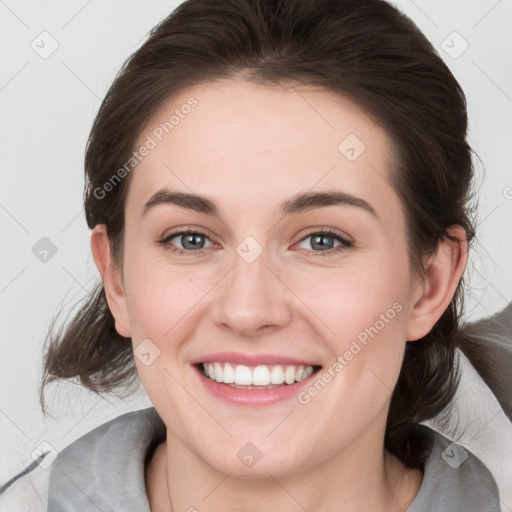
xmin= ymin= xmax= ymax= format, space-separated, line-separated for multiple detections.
xmin=405 ymin=225 xmax=468 ymax=341
xmin=90 ymin=225 xmax=131 ymax=338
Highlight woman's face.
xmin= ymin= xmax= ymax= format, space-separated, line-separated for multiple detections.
xmin=110 ymin=79 xmax=425 ymax=476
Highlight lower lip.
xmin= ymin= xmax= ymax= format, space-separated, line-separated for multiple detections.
xmin=194 ymin=366 xmax=318 ymax=406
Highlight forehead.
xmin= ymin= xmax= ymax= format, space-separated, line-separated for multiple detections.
xmin=128 ymin=79 xmax=399 ymax=220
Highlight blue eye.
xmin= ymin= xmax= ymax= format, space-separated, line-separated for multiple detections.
xmin=159 ymin=230 xmax=214 ymax=256
xmin=158 ymin=227 xmax=353 ymax=257
xmin=295 ymin=228 xmax=353 ymax=256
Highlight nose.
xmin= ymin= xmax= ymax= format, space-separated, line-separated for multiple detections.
xmin=210 ymin=247 xmax=292 ymax=339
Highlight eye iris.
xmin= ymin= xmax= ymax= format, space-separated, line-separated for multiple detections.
xmin=311 ymin=234 xmax=334 ymax=251
xmin=182 ymin=233 xmax=204 ymax=250
xmin=169 ymin=231 xmax=343 ymax=253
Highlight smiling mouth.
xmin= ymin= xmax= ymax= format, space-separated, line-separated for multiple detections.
xmin=195 ymin=362 xmax=322 ymax=389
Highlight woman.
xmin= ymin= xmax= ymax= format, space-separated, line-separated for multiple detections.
xmin=2 ymin=0 xmax=511 ymax=510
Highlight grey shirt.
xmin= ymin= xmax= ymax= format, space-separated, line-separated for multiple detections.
xmin=461 ymin=302 xmax=512 ymax=421
xmin=45 ymin=406 xmax=501 ymax=511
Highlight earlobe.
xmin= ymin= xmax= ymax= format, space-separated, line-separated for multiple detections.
xmin=90 ymin=225 xmax=131 ymax=338
xmin=405 ymin=226 xmax=468 ymax=341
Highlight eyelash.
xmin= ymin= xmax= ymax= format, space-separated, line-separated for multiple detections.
xmin=157 ymin=227 xmax=354 ymax=257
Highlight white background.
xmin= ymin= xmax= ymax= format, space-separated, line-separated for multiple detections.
xmin=1 ymin=0 xmax=511 ymax=488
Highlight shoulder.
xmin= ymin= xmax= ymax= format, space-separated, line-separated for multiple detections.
xmin=408 ymin=425 xmax=502 ymax=511
xmin=53 ymin=406 xmax=164 ymax=461
xmin=424 ymin=347 xmax=512 ymax=510
xmin=47 ymin=406 xmax=165 ymax=511
xmin=0 ymin=407 xmax=165 ymax=512
xmin=460 ymin=302 xmax=512 ymax=420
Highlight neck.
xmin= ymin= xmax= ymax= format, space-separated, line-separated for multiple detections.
xmin=146 ymin=432 xmax=423 ymax=512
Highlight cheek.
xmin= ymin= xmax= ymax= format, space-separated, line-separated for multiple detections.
xmin=286 ymin=258 xmax=411 ymax=406
xmin=286 ymin=267 xmax=410 ymax=445
xmin=120 ymin=223 xmax=207 ymax=337
xmin=291 ymin=259 xmax=409 ymax=345
xmin=124 ymin=266 xmax=200 ymax=341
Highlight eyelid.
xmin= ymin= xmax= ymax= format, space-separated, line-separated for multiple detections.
xmin=292 ymin=227 xmax=354 ymax=257
xmin=299 ymin=226 xmax=354 ymax=244
xmin=159 ymin=227 xmax=217 ymax=253
xmin=160 ymin=226 xmax=353 ymax=244
xmin=158 ymin=226 xmax=354 ymax=256
xmin=160 ymin=224 xmax=217 ymax=241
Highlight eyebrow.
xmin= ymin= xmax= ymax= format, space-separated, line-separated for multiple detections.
xmin=142 ymin=189 xmax=378 ymax=219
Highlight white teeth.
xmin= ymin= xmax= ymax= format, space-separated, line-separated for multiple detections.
xmin=270 ymin=365 xmax=285 ymax=385
xmin=252 ymin=365 xmax=270 ymax=386
xmin=284 ymin=366 xmax=296 ymax=385
xmin=234 ymin=365 xmax=252 ymax=385
xmin=223 ymin=362 xmax=235 ymax=383
xmin=214 ymin=362 xmax=223 ymax=382
xmin=201 ymin=362 xmax=315 ymax=386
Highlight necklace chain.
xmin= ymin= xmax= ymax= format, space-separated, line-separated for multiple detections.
xmin=165 ymin=458 xmax=174 ymax=512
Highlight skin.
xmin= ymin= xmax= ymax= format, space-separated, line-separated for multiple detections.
xmin=91 ymin=78 xmax=467 ymax=511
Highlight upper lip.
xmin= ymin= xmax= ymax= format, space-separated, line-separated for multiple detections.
xmin=190 ymin=352 xmax=320 ymax=367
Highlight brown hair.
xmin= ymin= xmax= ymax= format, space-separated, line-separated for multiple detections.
xmin=40 ymin=0 xmax=476 ymax=469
